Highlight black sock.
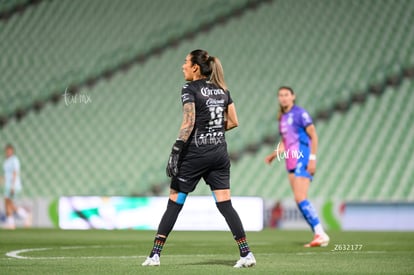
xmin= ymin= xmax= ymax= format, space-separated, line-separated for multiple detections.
xmin=148 ymin=199 xmax=183 ymax=257
xmin=235 ymin=236 xmax=250 ymax=257
xmin=216 ymin=200 xmax=251 ymax=257
xmin=149 ymin=235 xmax=166 ymax=257
xmin=157 ymin=199 xmax=183 ymax=237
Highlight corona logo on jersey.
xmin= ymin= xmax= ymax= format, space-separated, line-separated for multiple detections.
xmin=200 ymin=87 xmax=225 ymax=97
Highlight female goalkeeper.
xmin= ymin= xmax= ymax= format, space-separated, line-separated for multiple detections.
xmin=265 ymin=86 xmax=329 ymax=247
xmin=142 ymin=49 xmax=255 ymax=268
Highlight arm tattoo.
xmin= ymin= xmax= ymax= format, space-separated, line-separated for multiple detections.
xmin=178 ymin=102 xmax=195 ymax=142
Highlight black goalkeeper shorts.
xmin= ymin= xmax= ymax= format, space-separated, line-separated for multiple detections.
xmin=170 ymin=146 xmax=230 ymax=193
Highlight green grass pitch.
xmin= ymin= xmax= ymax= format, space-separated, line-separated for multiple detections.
xmin=1 ymin=229 xmax=413 ymax=274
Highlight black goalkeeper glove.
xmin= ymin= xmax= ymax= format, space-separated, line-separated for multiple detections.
xmin=166 ymin=139 xmax=185 ymax=177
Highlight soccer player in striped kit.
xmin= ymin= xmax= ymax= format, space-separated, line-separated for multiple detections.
xmin=142 ymin=49 xmax=256 ymax=268
xmin=265 ymin=86 xmax=329 ymax=247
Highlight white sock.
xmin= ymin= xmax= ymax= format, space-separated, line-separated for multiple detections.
xmin=16 ymin=207 xmax=28 ymax=219
xmin=313 ymin=223 xmax=325 ymax=235
xmin=6 ymin=216 xmax=15 ymax=226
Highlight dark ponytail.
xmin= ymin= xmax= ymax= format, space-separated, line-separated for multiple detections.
xmin=190 ymin=49 xmax=228 ymax=91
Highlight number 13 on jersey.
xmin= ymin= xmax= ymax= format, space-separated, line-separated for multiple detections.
xmin=209 ymin=106 xmax=224 ymax=127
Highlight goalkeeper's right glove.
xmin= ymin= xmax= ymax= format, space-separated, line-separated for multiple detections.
xmin=166 ymin=139 xmax=185 ymax=178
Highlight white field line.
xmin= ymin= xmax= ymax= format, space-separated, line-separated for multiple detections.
xmin=5 ymin=246 xmax=389 ymax=260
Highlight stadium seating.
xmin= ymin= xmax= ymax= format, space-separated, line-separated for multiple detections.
xmin=0 ymin=0 xmax=250 ymax=117
xmin=0 ymin=0 xmax=28 ymax=13
xmin=218 ymin=78 xmax=414 ymax=201
xmin=1 ymin=0 xmax=413 ymax=201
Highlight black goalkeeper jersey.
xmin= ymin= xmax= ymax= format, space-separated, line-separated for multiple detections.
xmin=181 ymin=79 xmax=233 ymax=153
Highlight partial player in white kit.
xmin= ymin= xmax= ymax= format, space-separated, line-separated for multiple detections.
xmin=2 ymin=144 xmax=29 ymax=229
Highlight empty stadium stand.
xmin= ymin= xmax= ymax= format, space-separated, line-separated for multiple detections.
xmin=0 ymin=0 xmax=413 ymax=201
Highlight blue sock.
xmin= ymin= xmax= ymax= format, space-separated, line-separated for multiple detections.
xmin=297 ymin=199 xmax=320 ymax=232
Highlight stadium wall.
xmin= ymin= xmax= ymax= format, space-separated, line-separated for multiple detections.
xmin=2 ymin=197 xmax=414 ymax=231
